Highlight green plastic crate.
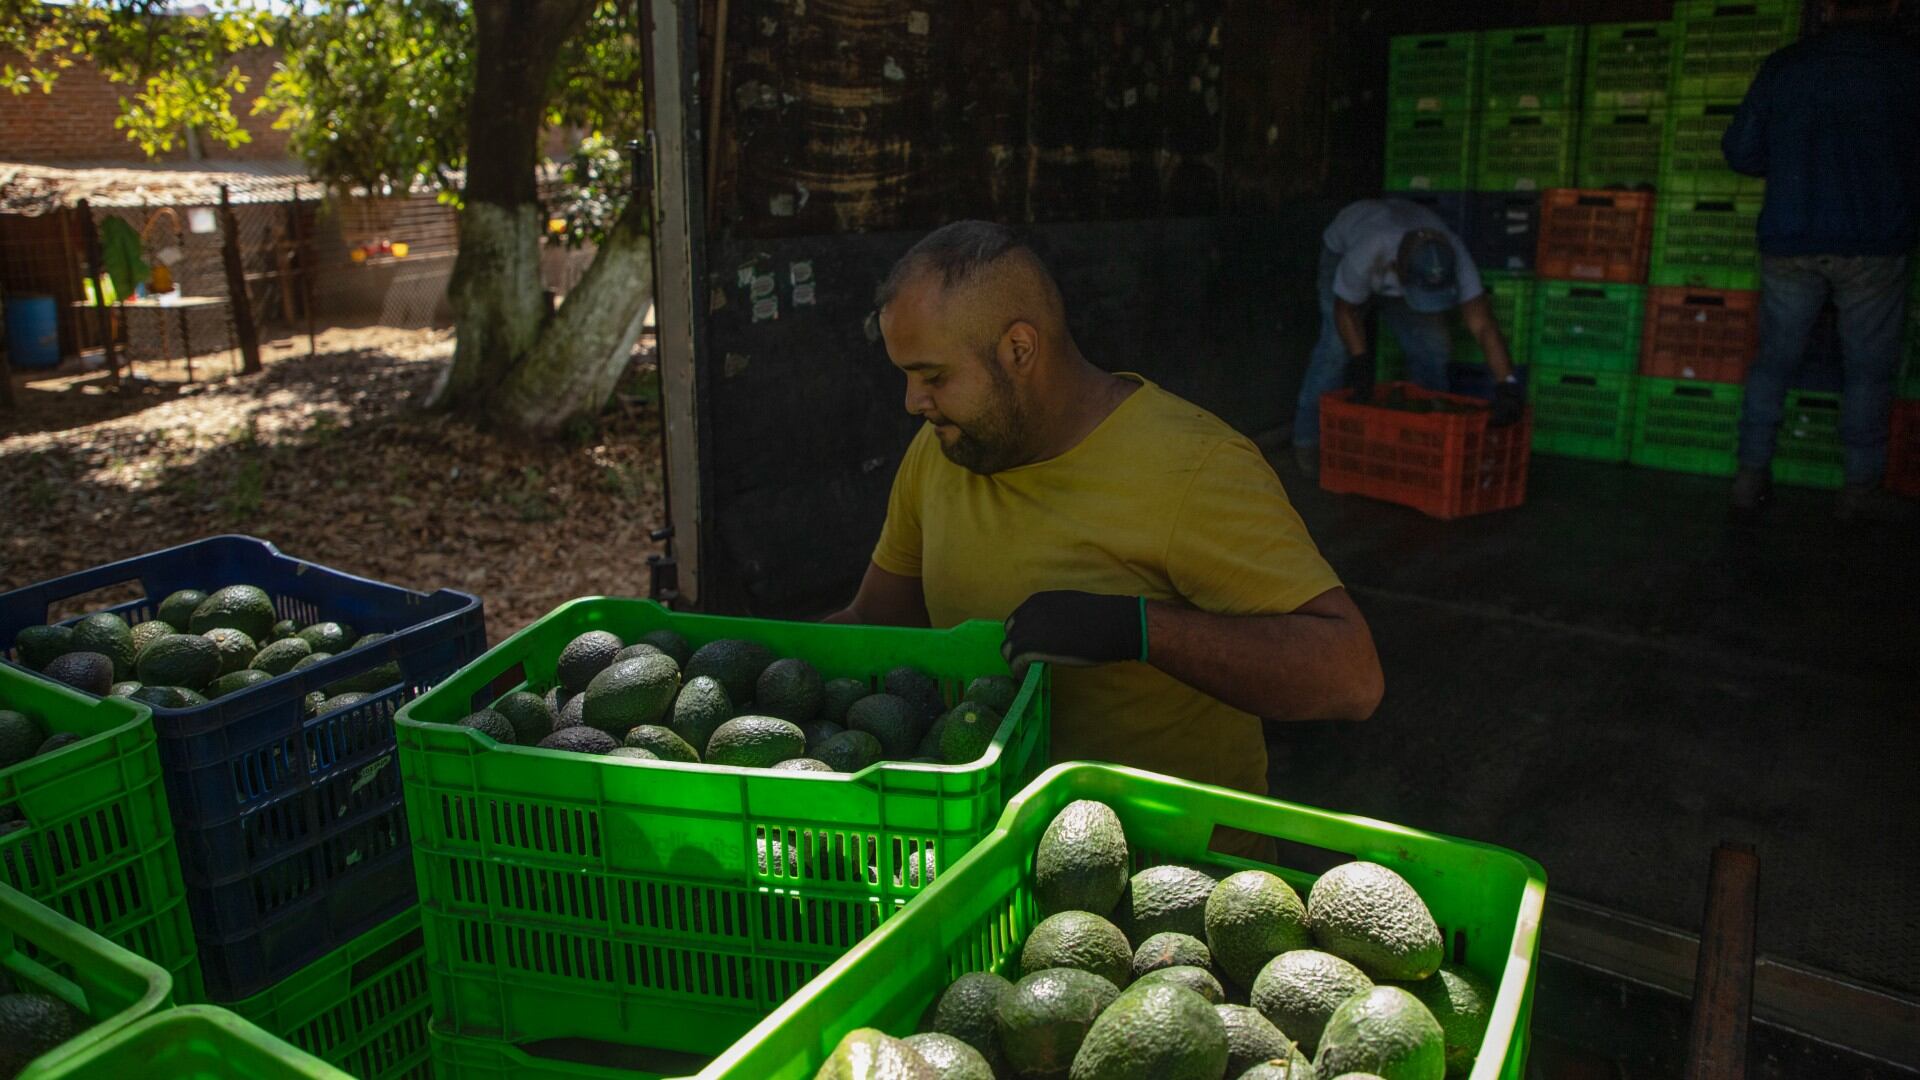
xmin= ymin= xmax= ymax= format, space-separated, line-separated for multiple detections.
xmin=1652 ymin=194 xmax=1763 ymax=290
xmin=1630 ymin=377 xmax=1744 ymax=476
xmin=38 ymin=1005 xmax=354 ymax=1079
xmin=1660 ymin=99 xmax=1765 ymax=197
xmin=0 ymin=664 xmax=201 ymax=1000
xmin=1775 ymin=390 xmax=1843 ymax=489
xmin=1481 ymin=26 xmax=1585 ymax=112
xmin=1531 ymin=368 xmax=1639 ymax=462
xmin=1673 ymin=3 xmax=1802 ymax=100
xmin=1578 ymin=108 xmax=1666 ymax=190
xmin=393 ymin=598 xmax=1050 ymax=1060
xmin=228 ymin=907 xmax=430 ymax=1080
xmin=1377 ymin=270 xmax=1534 ymax=370
xmin=1584 ymin=22 xmax=1677 ymax=109
xmin=428 ymin=1023 xmax=716 ymax=1080
xmin=1531 ymin=281 xmax=1645 ymax=373
xmin=700 ymin=762 xmax=1549 ymax=1080
xmin=1386 ymin=112 xmax=1477 ymax=191
xmin=1476 ymin=109 xmax=1576 ymax=192
xmin=1390 ymin=32 xmax=1480 ymax=114
xmin=4 ymin=881 xmax=174 ymax=1080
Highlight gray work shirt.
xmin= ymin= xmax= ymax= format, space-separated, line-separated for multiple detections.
xmin=1323 ymin=199 xmax=1485 ymax=308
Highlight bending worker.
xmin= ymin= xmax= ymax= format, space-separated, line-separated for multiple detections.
xmin=829 ymin=220 xmax=1385 ymax=858
xmin=1290 ymin=198 xmax=1525 ymax=476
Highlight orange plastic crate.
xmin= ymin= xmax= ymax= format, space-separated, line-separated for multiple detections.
xmin=1891 ymin=402 xmax=1920 ymax=498
xmin=1319 ymin=383 xmax=1532 ymax=520
xmin=1639 ymin=286 xmax=1760 ymax=383
xmin=1535 ymin=188 xmax=1656 ymax=283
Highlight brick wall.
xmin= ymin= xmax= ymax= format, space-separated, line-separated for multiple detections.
xmin=0 ymin=47 xmax=291 ymax=163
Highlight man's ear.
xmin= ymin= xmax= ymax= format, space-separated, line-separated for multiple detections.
xmin=1001 ymin=320 xmax=1040 ymax=375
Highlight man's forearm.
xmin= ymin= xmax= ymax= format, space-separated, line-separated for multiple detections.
xmin=1143 ymin=592 xmax=1383 ymax=722
xmin=1475 ymin=324 xmax=1515 ymax=381
xmin=1334 ymin=301 xmax=1368 ymax=359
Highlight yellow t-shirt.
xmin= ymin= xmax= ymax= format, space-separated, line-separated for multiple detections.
xmin=872 ymin=375 xmax=1342 ymax=798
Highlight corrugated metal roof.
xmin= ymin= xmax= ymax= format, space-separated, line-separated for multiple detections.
xmin=0 ymin=159 xmax=316 ymax=215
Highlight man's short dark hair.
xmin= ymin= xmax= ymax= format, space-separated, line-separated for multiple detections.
xmin=875 ymin=220 xmax=1031 ymax=309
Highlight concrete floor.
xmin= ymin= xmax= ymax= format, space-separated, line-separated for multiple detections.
xmin=1265 ymin=453 xmax=1919 ymax=1015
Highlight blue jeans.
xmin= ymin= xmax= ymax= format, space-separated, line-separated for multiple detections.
xmin=1737 ymin=254 xmax=1910 ymax=487
xmin=1293 ymin=246 xmax=1451 ymax=447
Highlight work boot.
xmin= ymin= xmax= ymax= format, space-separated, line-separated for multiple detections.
xmin=1293 ymin=444 xmax=1319 ymax=479
xmin=1729 ymin=465 xmax=1772 ymax=522
xmin=1835 ymin=484 xmax=1919 ymax=525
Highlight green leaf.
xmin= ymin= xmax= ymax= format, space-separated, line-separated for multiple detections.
xmin=98 ymin=216 xmax=149 ymax=299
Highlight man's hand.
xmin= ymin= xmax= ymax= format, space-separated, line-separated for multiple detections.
xmin=1490 ymin=377 xmax=1525 ymax=427
xmin=1002 ymin=591 xmax=1147 ymax=676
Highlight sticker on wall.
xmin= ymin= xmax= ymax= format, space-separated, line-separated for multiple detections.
xmin=753 ymin=297 xmax=779 ymax=323
xmin=883 ymin=56 xmax=906 ymax=82
xmin=791 ymin=260 xmax=817 ymax=307
xmin=907 ymin=10 xmax=929 ymax=34
xmin=769 ymin=192 xmax=797 ymax=217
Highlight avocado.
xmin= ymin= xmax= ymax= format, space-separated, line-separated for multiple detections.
xmin=756 ymin=657 xmax=825 ymax=723
xmin=1312 ymin=986 xmax=1445 ymax=1080
xmin=997 ymin=968 xmax=1120 ymax=1080
xmin=0 ymin=991 xmax=88 ymax=1077
xmin=458 ymin=708 xmax=517 ymax=744
xmin=817 ymin=1028 xmax=938 ymax=1080
xmin=324 ymin=652 xmax=402 ymax=695
xmin=925 ymin=971 xmax=1013 ymax=1073
xmin=492 ymin=690 xmax=556 ymax=745
xmin=1133 ymin=932 xmax=1213 ymax=980
xmin=638 ymin=629 xmax=693 ymax=669
xmin=847 ymin=693 xmax=922 ymax=759
xmin=608 ymin=747 xmax=660 ymax=761
xmin=773 ymin=758 xmax=834 ymax=772
xmin=129 ymin=619 xmax=174 ymax=660
xmin=1217 ymin=1004 xmax=1301 ymax=1079
xmin=36 ymin=731 xmax=85 ymax=755
xmin=134 ymin=634 xmax=221 ymax=691
xmin=670 ymin=675 xmax=733 ymax=755
xmin=705 ymin=716 xmax=805 ymax=769
xmin=1118 ymin=865 xmax=1218 ymax=943
xmin=297 ymin=621 xmax=355 ymax=654
xmin=1396 ymin=964 xmax=1492 ymax=1079
xmin=189 ymin=584 xmax=277 ymax=642
xmin=1238 ymin=1061 xmax=1321 ymax=1080
xmin=0 ymin=710 xmax=44 ymax=769
xmin=901 ymin=1032 xmax=995 ymax=1080
xmin=623 ymin=724 xmax=700 ymax=762
xmin=250 ymin=637 xmax=313 ymax=676
xmin=821 ymin=677 xmax=870 ymax=724
xmin=963 ymin=675 xmax=1020 ymax=715
xmin=683 ymin=638 xmax=776 ymax=706
xmin=1208 ymin=870 xmax=1312 ymax=989
xmin=156 ymin=588 xmax=209 ymax=631
xmin=801 ymin=718 xmax=846 ymax=754
xmin=269 ymin=618 xmax=300 ymax=642
xmin=1069 ymin=982 xmax=1229 ymax=1080
xmin=130 ymin=686 xmax=209 ymax=710
xmin=937 ymin=702 xmax=1001 ymax=764
xmin=1133 ymin=965 xmax=1224 ymax=1004
xmin=557 ymin=630 xmax=625 ymax=695
xmin=581 ymin=654 xmax=681 ymax=734
xmin=613 ymin=643 xmax=671 ymax=668
xmin=108 ymin=681 xmax=142 ymax=697
xmin=70 ymin=613 xmax=136 ymax=680
xmin=13 ymin=625 xmax=73 ymax=670
xmin=314 ymin=692 xmax=369 ymax=716
xmin=1020 ymin=910 xmax=1133 ymax=988
xmin=1035 ymin=799 xmax=1130 ymax=919
xmin=209 ymin=669 xmax=273 ymax=698
xmin=201 ymin=627 xmax=259 ymax=677
xmin=537 ymin=726 xmax=618 ymax=755
xmin=554 ymin=694 xmax=589 ymax=731
xmin=42 ymin=651 xmax=114 ymax=696
xmin=303 ymin=691 xmax=328 ymax=716
xmin=292 ymin=651 xmax=335 ymax=671
xmin=1307 ymin=863 xmax=1443 ymax=982
xmin=1250 ymin=950 xmax=1375 ymax=1056
xmin=814 ymin=729 xmax=883 ymax=773
xmin=884 ymin=665 xmax=944 ymax=721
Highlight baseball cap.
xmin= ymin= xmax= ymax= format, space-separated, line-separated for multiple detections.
xmin=1397 ymin=229 xmax=1461 ymax=314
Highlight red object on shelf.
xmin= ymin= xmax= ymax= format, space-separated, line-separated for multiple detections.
xmin=1318 ymin=383 xmax=1533 ymax=520
xmin=1640 ymin=286 xmax=1760 ymax=383
xmin=1535 ymin=188 xmax=1656 ymax=283
xmin=1890 ymin=402 xmax=1920 ymax=498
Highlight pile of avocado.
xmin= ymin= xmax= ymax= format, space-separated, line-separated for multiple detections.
xmin=0 ymin=973 xmax=88 ymax=1079
xmin=815 ymin=800 xmax=1492 ymax=1080
xmin=453 ymin=627 xmax=1021 ymax=772
xmin=11 ymin=585 xmax=400 ymax=716
xmin=0 ymin=704 xmax=87 ymax=838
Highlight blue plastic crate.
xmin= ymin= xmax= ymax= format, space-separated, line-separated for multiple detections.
xmin=1398 ymin=190 xmax=1471 ymax=241
xmin=0 ymin=535 xmax=485 ymax=1002
xmin=1469 ymin=191 xmax=1542 ymax=273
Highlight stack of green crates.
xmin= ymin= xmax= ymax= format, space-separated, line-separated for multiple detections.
xmin=1475 ymin=27 xmax=1582 ymax=191
xmin=1670 ymin=0 xmax=1805 ymax=100
xmin=1528 ymin=282 xmax=1647 ymax=462
xmin=1385 ymin=32 xmax=1480 ymax=192
xmin=1578 ymin=22 xmax=1674 ymax=188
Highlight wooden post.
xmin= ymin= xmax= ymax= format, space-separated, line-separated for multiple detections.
xmin=1685 ymin=842 xmax=1760 ymax=1080
xmin=74 ymin=200 xmax=121 ymax=386
xmin=219 ymin=185 xmax=262 ymax=374
xmin=291 ymin=183 xmax=317 ymax=357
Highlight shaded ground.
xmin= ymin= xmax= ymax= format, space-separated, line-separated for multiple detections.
xmin=1 ymin=324 xmax=667 ymax=642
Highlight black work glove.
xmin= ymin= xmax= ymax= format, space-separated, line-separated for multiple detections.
xmin=1343 ymin=352 xmax=1376 ymax=400
xmin=1002 ymin=591 xmax=1147 ymax=677
xmin=1490 ymin=377 xmax=1525 ymax=427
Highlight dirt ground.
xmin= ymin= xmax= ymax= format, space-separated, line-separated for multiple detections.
xmin=1 ymin=324 xmax=667 ymax=643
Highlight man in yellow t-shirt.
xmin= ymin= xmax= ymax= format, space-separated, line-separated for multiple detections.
xmin=828 ymin=221 xmax=1384 ymax=824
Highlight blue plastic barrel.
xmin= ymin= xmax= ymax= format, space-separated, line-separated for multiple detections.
xmin=4 ymin=293 xmax=60 ymax=368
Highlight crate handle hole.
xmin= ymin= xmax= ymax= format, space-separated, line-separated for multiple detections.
xmin=478 ymin=662 xmax=530 ymax=710
xmin=43 ymin=579 xmax=149 ymax=626
xmin=1225 ymin=831 xmax=1353 ymax=876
